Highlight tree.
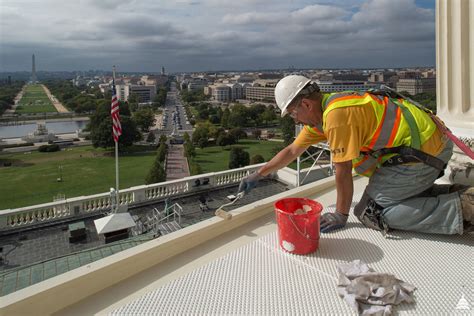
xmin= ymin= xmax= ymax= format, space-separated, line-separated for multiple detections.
xmin=229 ymin=128 xmax=246 ymax=141
xmin=198 ymin=138 xmax=208 ymax=149
xmin=89 ymin=102 xmax=141 ymax=149
xmin=184 ymin=141 xmax=196 ymax=158
xmin=156 ymin=143 xmax=167 ymax=162
xmin=214 ymin=127 xmax=226 ymax=139
xmin=189 ymin=161 xmax=202 ymax=175
xmin=209 ymin=114 xmax=220 ymax=124
xmin=216 ymin=133 xmax=236 ymax=148
xmin=280 ymin=116 xmax=295 ymax=146
xmin=252 ymin=129 xmax=262 ymax=139
xmin=146 ymin=132 xmax=156 ymax=143
xmin=411 ymin=92 xmax=437 ymax=113
xmin=249 ymin=104 xmax=266 ymax=117
xmin=261 ymin=107 xmax=276 ymax=126
xmin=159 ymin=135 xmax=167 ymax=144
xmin=221 ymin=108 xmax=230 ymax=128
xmin=151 ymin=86 xmax=169 ymax=108
xmin=133 ymin=108 xmax=155 ymax=132
xmin=228 ymin=105 xmax=247 ymax=127
xmin=128 ymin=93 xmax=139 ymax=104
xmin=145 ymin=161 xmax=166 ymax=184
xmin=183 ymin=132 xmax=191 ymax=143
xmin=192 ymin=125 xmax=209 ymax=145
xmin=229 ymin=147 xmax=250 ymax=169
xmin=250 ymin=154 xmax=265 ymax=164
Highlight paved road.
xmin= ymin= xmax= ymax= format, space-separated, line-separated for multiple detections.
xmin=42 ymin=84 xmax=70 ymax=113
xmin=165 ymin=144 xmax=190 ymax=180
xmin=152 ymin=82 xmax=193 ymax=139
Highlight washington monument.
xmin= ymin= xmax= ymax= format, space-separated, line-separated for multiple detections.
xmin=31 ymin=54 xmax=37 ymax=83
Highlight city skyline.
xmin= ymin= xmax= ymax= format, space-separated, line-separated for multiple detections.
xmin=1 ymin=0 xmax=436 ymax=73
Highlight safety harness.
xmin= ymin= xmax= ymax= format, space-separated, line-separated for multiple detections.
xmin=339 ymin=86 xmax=473 ymax=234
xmin=366 ymin=87 xmax=446 ymax=172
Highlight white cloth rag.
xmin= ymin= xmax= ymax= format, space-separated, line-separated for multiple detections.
xmin=337 ymin=260 xmax=416 ymax=316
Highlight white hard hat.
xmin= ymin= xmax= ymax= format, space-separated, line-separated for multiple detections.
xmin=275 ymin=75 xmax=311 ymax=117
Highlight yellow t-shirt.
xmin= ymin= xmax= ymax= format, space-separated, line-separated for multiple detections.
xmin=293 ymin=95 xmax=445 ymax=163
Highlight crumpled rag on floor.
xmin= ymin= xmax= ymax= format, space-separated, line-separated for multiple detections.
xmin=337 ymin=260 xmax=416 ymax=316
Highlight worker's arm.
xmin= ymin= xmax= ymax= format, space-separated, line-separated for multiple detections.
xmin=334 ymin=160 xmax=354 ymax=215
xmin=320 ymin=160 xmax=353 ymax=233
xmin=258 ymin=143 xmax=308 ymax=176
xmin=238 ymin=143 xmax=308 ymax=195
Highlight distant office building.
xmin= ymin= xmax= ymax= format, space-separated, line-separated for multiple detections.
xmin=187 ymin=78 xmax=208 ymax=92
xmin=316 ymin=81 xmax=380 ymax=92
xmin=368 ymin=72 xmax=384 ymax=82
xmin=206 ymin=83 xmax=244 ymax=102
xmin=72 ymin=76 xmax=101 ymax=87
xmin=245 ymin=86 xmax=276 ymax=102
xmin=421 ymin=70 xmax=436 ymax=78
xmin=211 ymin=84 xmax=231 ymax=102
xmin=141 ymin=75 xmax=168 ymax=87
xmin=161 ymin=67 xmax=165 ymax=75
xmin=244 ymin=80 xmax=278 ymax=102
xmin=31 ymin=54 xmax=37 ymax=83
xmin=333 ymin=73 xmax=368 ymax=81
xmin=396 ymin=78 xmax=436 ymax=95
xmin=397 ymin=71 xmax=419 ymax=79
xmin=99 ymin=83 xmax=111 ymax=94
xmin=115 ymin=84 xmax=156 ymax=102
xmin=257 ymin=73 xmax=283 ymax=80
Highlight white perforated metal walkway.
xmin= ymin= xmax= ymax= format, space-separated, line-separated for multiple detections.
xmin=110 ymin=191 xmax=473 ymax=315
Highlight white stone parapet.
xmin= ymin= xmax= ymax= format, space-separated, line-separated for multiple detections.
xmin=0 ymin=164 xmax=266 ymax=230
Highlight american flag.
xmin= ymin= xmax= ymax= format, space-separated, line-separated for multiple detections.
xmin=111 ymin=79 xmax=122 ymax=142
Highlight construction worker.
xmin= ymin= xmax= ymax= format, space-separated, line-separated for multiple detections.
xmin=238 ymin=75 xmax=473 ymax=235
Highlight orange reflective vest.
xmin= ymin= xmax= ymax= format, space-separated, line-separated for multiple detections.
xmin=306 ymin=91 xmax=438 ymax=177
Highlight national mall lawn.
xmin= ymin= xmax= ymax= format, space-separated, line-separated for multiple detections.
xmin=0 ymin=140 xmax=283 ymax=210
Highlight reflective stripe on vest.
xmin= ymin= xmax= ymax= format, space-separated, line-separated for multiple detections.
xmin=352 ymin=154 xmax=382 ymax=176
xmin=303 ymin=91 xmax=436 ymax=177
xmin=306 ymin=91 xmax=365 ymax=136
xmin=366 ymin=97 xmax=402 ymax=151
xmin=325 ymin=93 xmax=402 ymax=152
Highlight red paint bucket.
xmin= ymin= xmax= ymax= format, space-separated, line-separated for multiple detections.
xmin=274 ymin=198 xmax=323 ymax=255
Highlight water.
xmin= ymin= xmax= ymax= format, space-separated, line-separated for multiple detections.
xmin=0 ymin=120 xmax=89 ymax=138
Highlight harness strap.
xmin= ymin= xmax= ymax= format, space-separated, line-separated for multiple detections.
xmin=374 ymin=146 xmax=446 ymax=170
xmin=390 ymin=98 xmax=421 ymax=150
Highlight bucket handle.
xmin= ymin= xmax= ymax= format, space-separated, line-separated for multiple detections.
xmin=287 ymin=213 xmax=320 ymax=242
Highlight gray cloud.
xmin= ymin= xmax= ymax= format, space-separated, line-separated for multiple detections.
xmin=0 ymin=0 xmax=435 ymax=72
xmin=102 ymin=16 xmax=183 ymax=38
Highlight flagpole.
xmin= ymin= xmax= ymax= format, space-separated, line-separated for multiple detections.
xmin=113 ymin=65 xmax=119 ymax=212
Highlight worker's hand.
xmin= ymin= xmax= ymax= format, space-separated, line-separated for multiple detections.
xmin=238 ymin=172 xmax=263 ymax=195
xmin=320 ymin=211 xmax=348 ymax=233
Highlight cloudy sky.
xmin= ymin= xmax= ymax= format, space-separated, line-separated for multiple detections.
xmin=0 ymin=0 xmax=435 ymax=73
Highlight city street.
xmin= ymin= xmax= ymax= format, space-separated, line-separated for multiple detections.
xmin=154 ymin=82 xmax=193 ymax=139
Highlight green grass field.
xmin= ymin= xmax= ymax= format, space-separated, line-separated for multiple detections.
xmin=0 ymin=140 xmax=303 ymax=210
xmin=16 ymin=84 xmax=57 ymax=114
xmin=0 ymin=146 xmax=156 ymax=210
xmin=195 ymin=139 xmax=283 ymax=173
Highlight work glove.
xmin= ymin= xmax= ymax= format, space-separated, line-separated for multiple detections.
xmin=320 ymin=211 xmax=348 ymax=233
xmin=237 ymin=172 xmax=263 ymax=195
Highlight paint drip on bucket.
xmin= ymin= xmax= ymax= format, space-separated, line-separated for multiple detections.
xmin=274 ymin=198 xmax=323 ymax=255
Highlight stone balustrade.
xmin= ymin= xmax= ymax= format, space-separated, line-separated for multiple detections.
xmin=0 ymin=164 xmax=264 ymax=231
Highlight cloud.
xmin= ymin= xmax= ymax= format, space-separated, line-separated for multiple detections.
xmin=101 ymin=16 xmax=183 ymax=38
xmin=85 ymin=0 xmax=133 ymax=10
xmin=0 ymin=0 xmax=435 ymax=72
